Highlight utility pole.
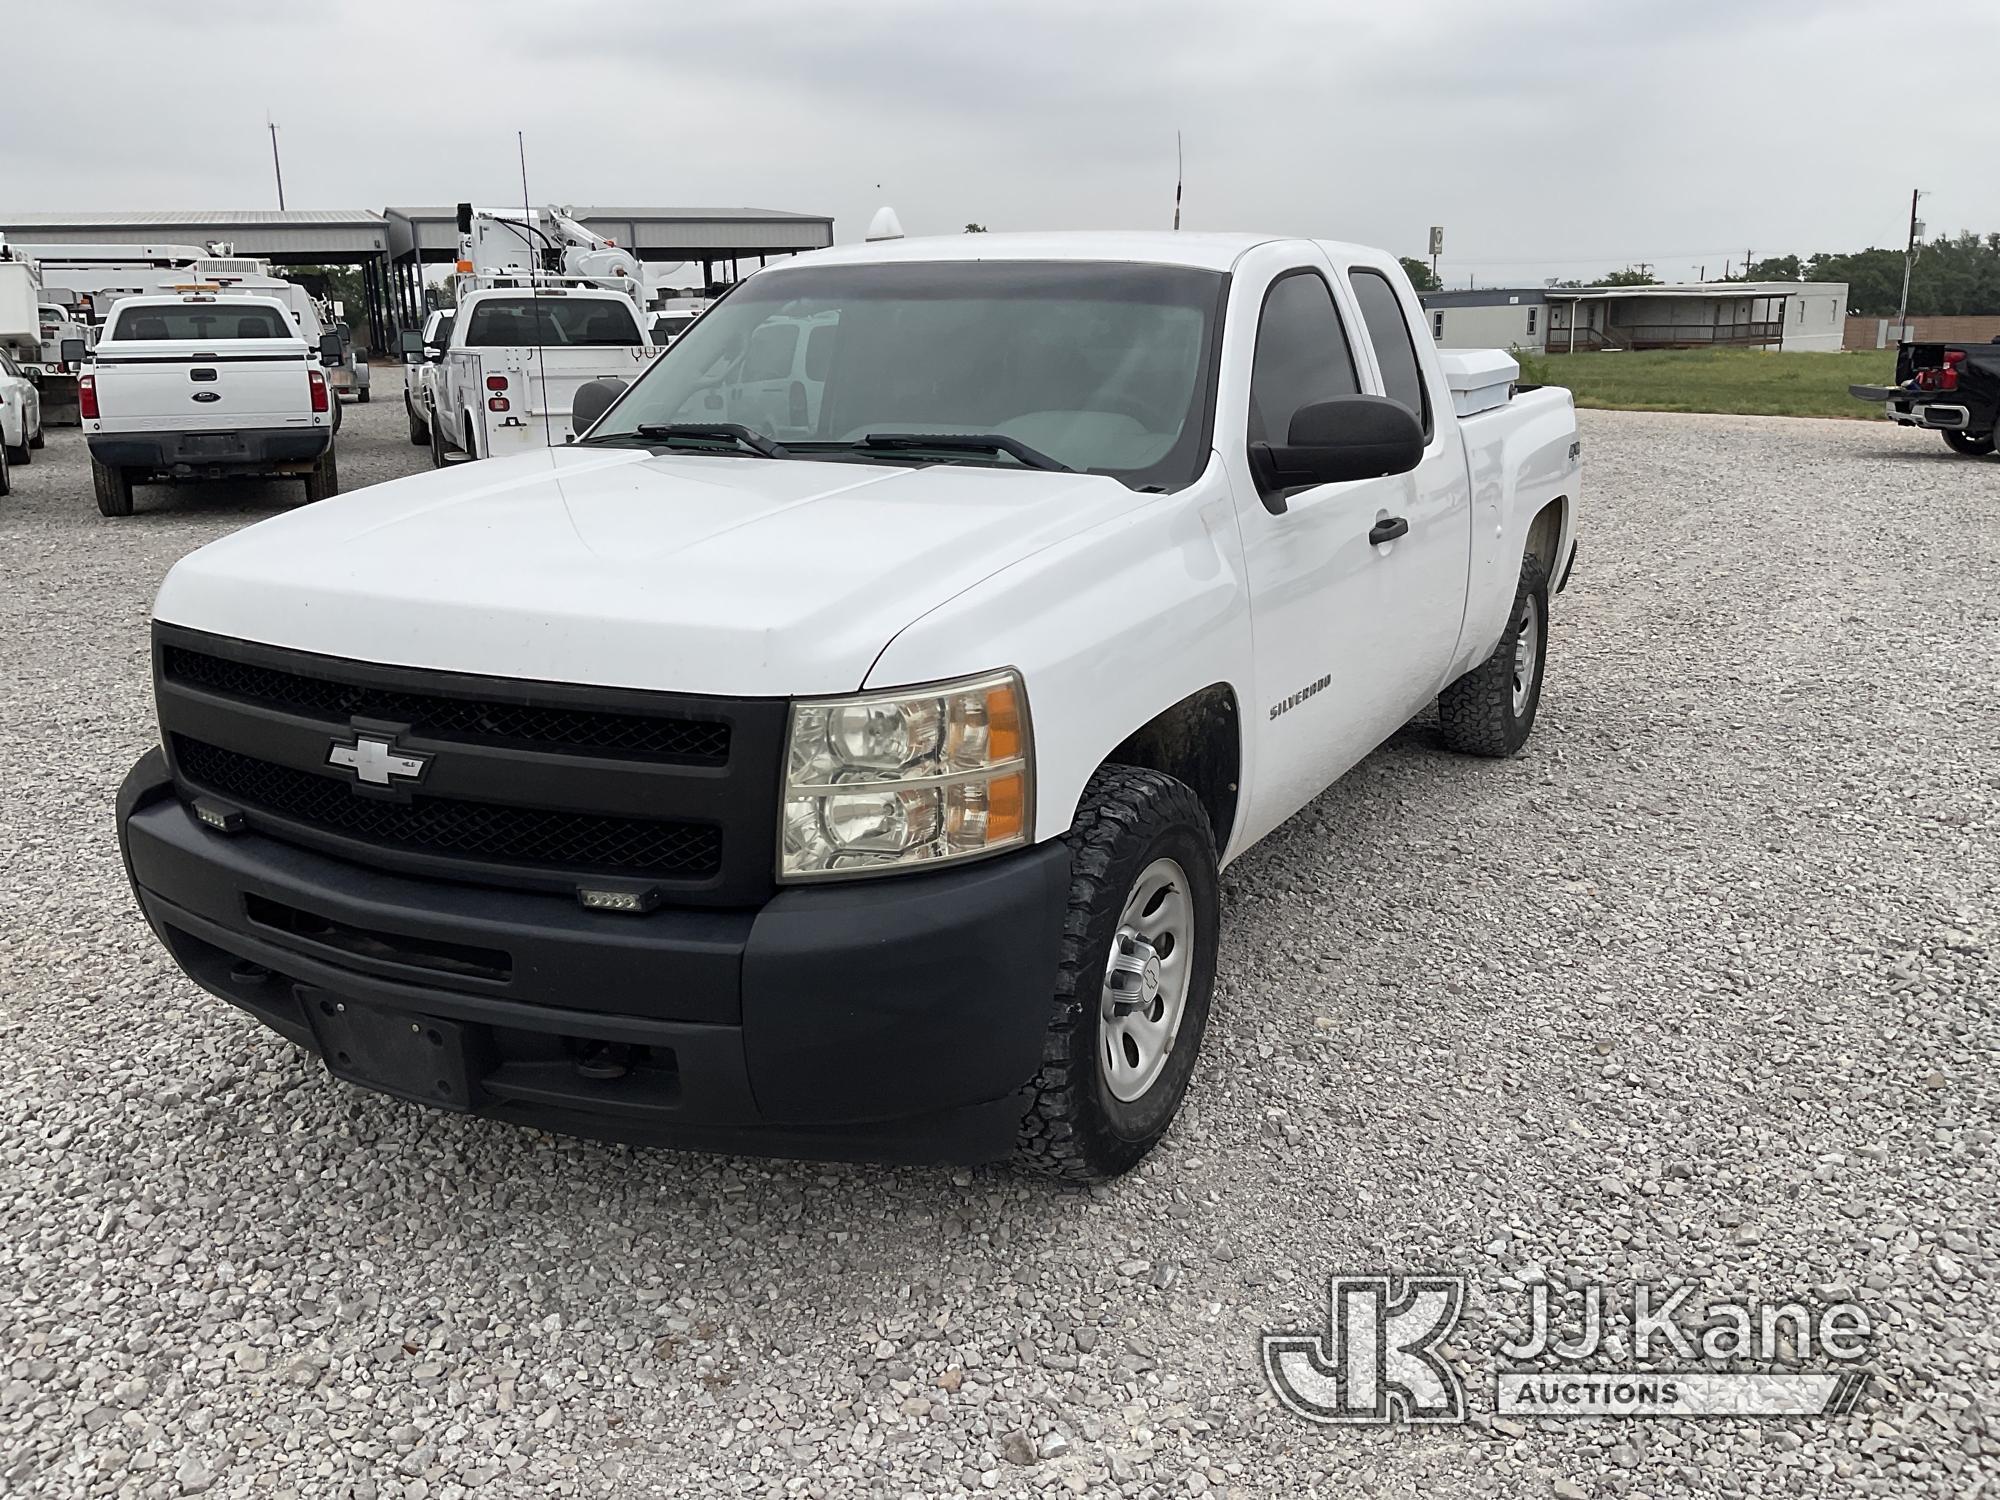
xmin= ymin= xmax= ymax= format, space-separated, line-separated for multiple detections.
xmin=1896 ymin=188 xmax=1925 ymax=343
xmin=267 ymin=114 xmax=285 ymax=211
xmin=1743 ymin=248 xmax=1753 ymax=279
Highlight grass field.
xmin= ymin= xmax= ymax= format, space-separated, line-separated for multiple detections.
xmin=1518 ymin=348 xmax=1896 ymax=420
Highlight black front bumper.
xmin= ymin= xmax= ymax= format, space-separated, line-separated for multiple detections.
xmin=118 ymin=750 xmax=1071 ymax=1163
xmin=88 ymin=426 xmax=329 ymax=475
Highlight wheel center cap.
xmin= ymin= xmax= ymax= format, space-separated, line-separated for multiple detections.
xmin=1142 ymin=954 xmax=1162 ymax=996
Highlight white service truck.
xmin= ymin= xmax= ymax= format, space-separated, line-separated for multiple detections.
xmin=116 ymin=232 xmax=1579 ymax=1179
xmin=422 ymin=285 xmax=654 ymax=463
xmin=79 ymin=291 xmax=341 ymax=516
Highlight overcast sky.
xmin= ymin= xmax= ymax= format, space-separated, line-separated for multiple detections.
xmin=9 ymin=0 xmax=1999 ymax=287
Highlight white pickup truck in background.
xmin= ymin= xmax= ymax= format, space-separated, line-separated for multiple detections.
xmin=400 ymin=307 xmax=454 ymax=448
xmin=421 ymin=287 xmax=655 ymax=464
xmin=79 ymin=291 xmax=340 ymax=516
xmin=117 ymin=232 xmax=1577 ymax=1179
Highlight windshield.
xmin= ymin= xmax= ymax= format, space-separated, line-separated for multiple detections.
xmin=106 ymin=303 xmax=291 ymax=340
xmin=462 ymin=296 xmax=641 ymax=348
xmin=653 ymin=314 xmax=696 ymax=340
xmin=589 ymin=261 xmax=1226 ymax=488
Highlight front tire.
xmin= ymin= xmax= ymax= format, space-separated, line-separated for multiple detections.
xmin=1015 ymin=766 xmax=1220 ymax=1181
xmin=28 ymin=425 xmax=45 ymax=450
xmin=429 ymin=411 xmax=449 ymax=468
xmin=91 ymin=457 xmax=134 ymax=517
xmin=1943 ymin=428 xmax=1996 ymax=457
xmin=0 ymin=443 xmax=10 ymax=497
xmin=1438 ymin=552 xmax=1550 ymax=758
xmin=302 ymin=443 xmax=339 ymax=503
xmin=3 ymin=428 xmax=27 ymax=465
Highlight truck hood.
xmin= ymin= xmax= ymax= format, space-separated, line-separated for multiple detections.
xmin=153 ymin=445 xmax=1152 ymax=696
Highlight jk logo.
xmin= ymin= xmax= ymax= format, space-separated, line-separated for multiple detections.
xmin=1262 ymin=1275 xmax=1467 ymax=1425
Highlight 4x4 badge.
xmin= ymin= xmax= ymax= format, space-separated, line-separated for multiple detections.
xmin=327 ymin=733 xmax=429 ymax=787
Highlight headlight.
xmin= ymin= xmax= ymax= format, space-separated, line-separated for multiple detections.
xmin=781 ymin=670 xmax=1032 ymax=880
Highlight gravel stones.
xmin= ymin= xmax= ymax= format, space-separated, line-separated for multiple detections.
xmin=0 ymin=405 xmax=1994 ymax=1495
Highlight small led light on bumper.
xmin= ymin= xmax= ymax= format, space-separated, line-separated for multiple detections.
xmin=577 ymin=883 xmax=660 ymax=914
xmin=781 ymin=671 xmax=1032 ymax=881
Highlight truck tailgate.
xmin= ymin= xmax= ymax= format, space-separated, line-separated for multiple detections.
xmin=92 ymin=340 xmax=314 ymax=430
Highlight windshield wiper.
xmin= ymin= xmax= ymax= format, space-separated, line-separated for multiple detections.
xmin=793 ymin=432 xmax=1073 ymax=473
xmin=629 ymin=423 xmax=791 ymax=458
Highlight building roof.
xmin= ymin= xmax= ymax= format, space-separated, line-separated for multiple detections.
xmin=1420 ymin=287 xmax=1548 ymax=307
xmin=0 ymin=210 xmax=389 ymax=261
xmin=1547 ymin=281 xmax=1845 ymax=300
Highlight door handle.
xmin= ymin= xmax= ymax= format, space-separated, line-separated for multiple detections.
xmin=1369 ymin=516 xmax=1410 ymax=546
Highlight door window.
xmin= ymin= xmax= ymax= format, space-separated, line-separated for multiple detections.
xmin=1348 ymin=269 xmax=1432 ymax=437
xmin=1247 ymin=271 xmax=1359 ymax=445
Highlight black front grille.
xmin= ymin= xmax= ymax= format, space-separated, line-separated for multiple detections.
xmin=163 ymin=645 xmax=730 ymax=765
xmin=174 ymin=737 xmax=721 ymax=881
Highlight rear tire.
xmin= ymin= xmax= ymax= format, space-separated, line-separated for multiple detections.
xmin=1014 ymin=766 xmax=1220 ymax=1182
xmin=302 ymin=443 xmax=339 ymax=503
xmin=1437 ymin=552 xmax=1550 ymax=757
xmin=28 ymin=425 xmax=45 ymax=450
xmin=357 ymin=385 xmax=371 ymax=405
xmin=1943 ymin=428 xmax=1996 ymax=457
xmin=3 ymin=428 xmax=26 ymax=465
xmin=407 ymin=397 xmax=430 ymax=447
xmin=92 ymin=457 xmax=134 ymax=517
xmin=0 ymin=443 xmax=10 ymax=497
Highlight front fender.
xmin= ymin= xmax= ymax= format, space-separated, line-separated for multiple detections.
xmin=864 ymin=461 xmax=1254 ymax=848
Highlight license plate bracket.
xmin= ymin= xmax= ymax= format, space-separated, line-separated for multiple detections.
xmin=300 ymin=989 xmax=482 ymax=1111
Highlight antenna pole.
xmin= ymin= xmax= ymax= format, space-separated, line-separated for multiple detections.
xmin=519 ymin=130 xmax=554 ymax=448
xmin=1173 ymin=132 xmax=1183 ymax=231
xmin=267 ymin=116 xmax=285 ymax=211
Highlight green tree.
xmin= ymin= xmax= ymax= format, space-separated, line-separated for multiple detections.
xmin=1591 ymin=267 xmax=1659 ymax=287
xmin=963 ymin=222 xmax=988 ymax=234
xmin=1398 ymin=256 xmax=1442 ymax=293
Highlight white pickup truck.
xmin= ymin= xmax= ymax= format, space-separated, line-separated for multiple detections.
xmin=423 ymin=287 xmax=654 ymax=465
xmin=116 ymin=233 xmax=1578 ymax=1178
xmin=79 ymin=292 xmax=341 ymax=516
xmin=399 ymin=307 xmax=454 ymax=447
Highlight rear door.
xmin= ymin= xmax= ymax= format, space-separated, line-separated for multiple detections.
xmin=1340 ymin=264 xmax=1472 ymax=698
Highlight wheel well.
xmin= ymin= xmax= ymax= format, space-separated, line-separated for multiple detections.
xmin=1524 ymin=495 xmax=1568 ymax=577
xmin=1102 ymin=685 xmax=1241 ymax=852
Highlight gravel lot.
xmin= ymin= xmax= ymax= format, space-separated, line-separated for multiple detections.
xmin=1 ymin=397 xmax=1995 ymax=1499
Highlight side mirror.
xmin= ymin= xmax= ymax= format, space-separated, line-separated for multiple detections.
xmin=318 ymin=331 xmax=344 ymax=364
xmin=1249 ymin=395 xmax=1425 ymax=513
xmin=571 ymin=377 xmax=629 ymax=435
xmin=61 ymin=338 xmax=87 ymax=366
xmin=399 ymin=329 xmax=425 ymax=358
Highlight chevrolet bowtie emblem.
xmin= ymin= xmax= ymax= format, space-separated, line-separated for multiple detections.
xmin=328 ymin=734 xmax=429 ymax=787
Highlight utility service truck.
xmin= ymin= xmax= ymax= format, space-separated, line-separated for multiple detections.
xmin=413 ymin=203 xmax=655 ymax=462
xmin=117 ymin=232 xmax=1580 ymax=1179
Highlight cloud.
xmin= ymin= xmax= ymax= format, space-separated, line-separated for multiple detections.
xmin=4 ymin=0 xmax=1996 ymax=286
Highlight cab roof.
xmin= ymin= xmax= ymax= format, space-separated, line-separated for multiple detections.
xmin=781 ymin=231 xmax=1386 ymax=275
